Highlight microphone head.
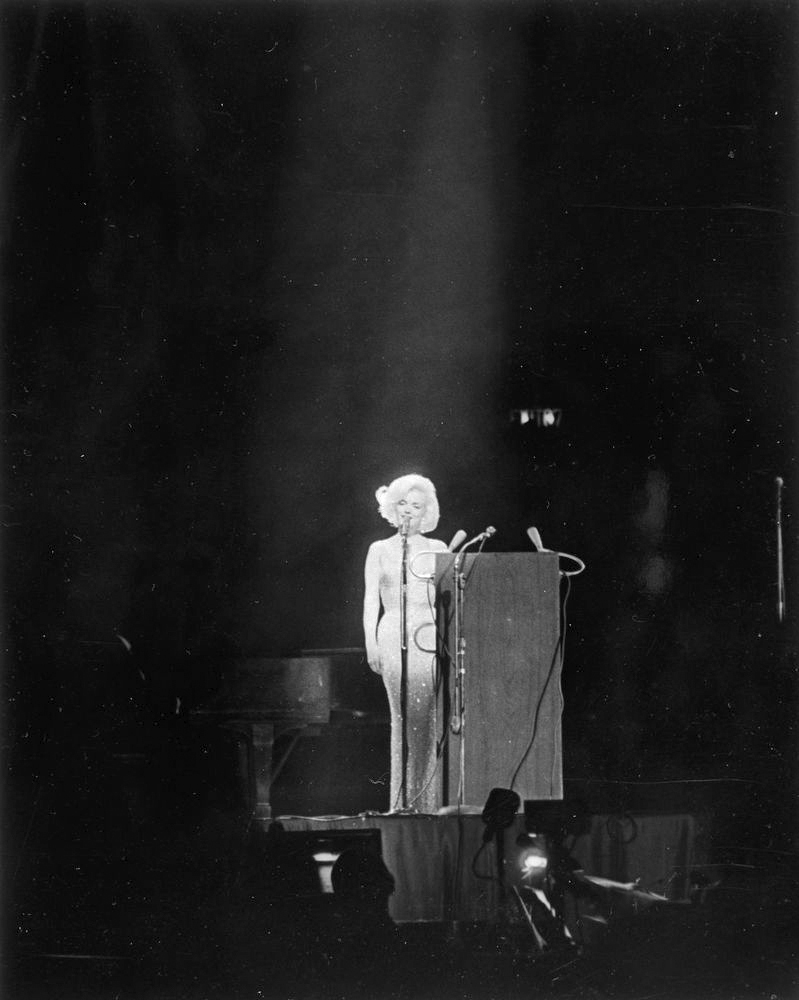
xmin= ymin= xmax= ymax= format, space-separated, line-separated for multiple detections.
xmin=526 ymin=527 xmax=544 ymax=552
xmin=448 ymin=529 xmax=467 ymax=552
xmin=485 ymin=526 xmax=496 ymax=537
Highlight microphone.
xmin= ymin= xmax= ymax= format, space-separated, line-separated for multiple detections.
xmin=448 ymin=529 xmax=467 ymax=552
xmin=527 ymin=526 xmax=545 ymax=552
xmin=454 ymin=525 xmax=498 ymax=577
xmin=460 ymin=526 xmax=497 ymax=551
xmin=399 ymin=515 xmax=410 ymax=538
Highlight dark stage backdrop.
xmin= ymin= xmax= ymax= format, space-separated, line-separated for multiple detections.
xmin=3 ymin=2 xmax=797 ymax=813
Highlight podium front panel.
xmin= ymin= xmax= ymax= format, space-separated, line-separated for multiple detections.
xmin=434 ymin=552 xmax=563 ymax=807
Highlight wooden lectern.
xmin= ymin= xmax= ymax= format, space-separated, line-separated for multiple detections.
xmin=434 ymin=552 xmax=563 ymax=808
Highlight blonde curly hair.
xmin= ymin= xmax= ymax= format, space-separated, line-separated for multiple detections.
xmin=374 ymin=474 xmax=440 ymax=533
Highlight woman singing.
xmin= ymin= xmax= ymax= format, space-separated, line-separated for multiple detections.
xmin=363 ymin=474 xmax=448 ymax=813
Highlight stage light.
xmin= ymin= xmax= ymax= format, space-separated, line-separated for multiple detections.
xmin=312 ymin=850 xmax=340 ymax=893
xmin=505 ymin=833 xmax=549 ymax=890
xmin=509 ymin=408 xmax=563 ymax=428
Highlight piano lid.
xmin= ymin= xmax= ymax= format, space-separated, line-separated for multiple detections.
xmin=189 ymin=649 xmax=387 ymax=724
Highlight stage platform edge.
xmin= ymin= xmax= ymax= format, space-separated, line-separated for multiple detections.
xmin=273 ymin=809 xmax=699 ymax=923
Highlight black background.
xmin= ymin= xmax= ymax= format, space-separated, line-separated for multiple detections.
xmin=2 ymin=0 xmax=798 ymax=969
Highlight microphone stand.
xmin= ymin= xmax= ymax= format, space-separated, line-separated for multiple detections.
xmin=776 ymin=476 xmax=786 ymax=623
xmin=451 ymin=550 xmax=465 ymax=735
xmin=451 ymin=547 xmax=466 ymax=806
xmin=399 ymin=520 xmax=409 ymax=809
xmin=450 ymin=529 xmax=495 ymax=806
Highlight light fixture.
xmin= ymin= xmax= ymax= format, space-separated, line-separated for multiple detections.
xmin=509 ymin=408 xmax=563 ymax=427
xmin=505 ymin=832 xmax=549 ymax=890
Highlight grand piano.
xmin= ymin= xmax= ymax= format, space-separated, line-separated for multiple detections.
xmin=188 ymin=648 xmax=388 ymax=824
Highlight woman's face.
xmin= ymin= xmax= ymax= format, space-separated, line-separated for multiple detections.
xmin=396 ymin=488 xmax=427 ymax=533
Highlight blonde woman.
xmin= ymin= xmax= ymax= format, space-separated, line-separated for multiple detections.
xmin=363 ymin=474 xmax=448 ymax=813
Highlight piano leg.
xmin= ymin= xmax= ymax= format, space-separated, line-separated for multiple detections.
xmin=221 ymin=721 xmax=276 ymax=827
xmin=250 ymin=722 xmax=276 ymax=827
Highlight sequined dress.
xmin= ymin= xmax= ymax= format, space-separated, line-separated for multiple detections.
xmin=376 ymin=537 xmax=447 ymax=813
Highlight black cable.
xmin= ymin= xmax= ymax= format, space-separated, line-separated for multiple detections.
xmin=470 ymin=837 xmax=502 ymax=884
xmin=509 ymin=572 xmax=570 ymax=792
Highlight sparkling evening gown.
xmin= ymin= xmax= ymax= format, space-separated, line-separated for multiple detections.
xmin=376 ymin=537 xmax=447 ymax=813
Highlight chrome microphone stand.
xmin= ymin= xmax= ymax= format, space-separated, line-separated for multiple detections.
xmin=776 ymin=476 xmax=786 ymax=623
xmin=450 ymin=527 xmax=496 ymax=807
xmin=399 ymin=517 xmax=410 ymax=809
xmin=451 ymin=546 xmax=466 ymax=806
